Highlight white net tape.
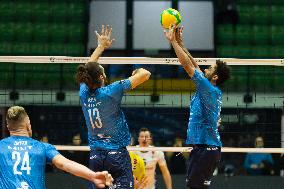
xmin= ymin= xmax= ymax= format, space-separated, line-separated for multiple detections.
xmin=54 ymin=146 xmax=284 ymax=153
xmin=0 ymin=56 xmax=284 ymax=66
xmin=2 ymin=56 xmax=284 ymax=153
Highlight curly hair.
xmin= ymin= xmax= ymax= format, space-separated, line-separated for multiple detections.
xmin=215 ymin=60 xmax=231 ymax=86
xmin=75 ymin=62 xmax=104 ymax=89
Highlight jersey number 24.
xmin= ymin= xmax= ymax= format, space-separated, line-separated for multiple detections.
xmin=12 ymin=151 xmax=31 ymax=175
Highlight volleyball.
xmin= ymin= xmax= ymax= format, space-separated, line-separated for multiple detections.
xmin=160 ymin=8 xmax=182 ymax=29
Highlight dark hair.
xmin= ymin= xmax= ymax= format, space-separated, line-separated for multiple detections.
xmin=215 ymin=60 xmax=230 ymax=86
xmin=139 ymin=127 xmax=152 ymax=138
xmin=76 ymin=62 xmax=104 ymax=89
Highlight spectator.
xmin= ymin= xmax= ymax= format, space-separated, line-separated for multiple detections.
xmin=244 ymin=136 xmax=274 ymax=175
xmin=40 ymin=134 xmax=54 ymax=172
xmin=61 ymin=134 xmax=88 ymax=166
xmin=167 ymin=136 xmax=188 ymax=174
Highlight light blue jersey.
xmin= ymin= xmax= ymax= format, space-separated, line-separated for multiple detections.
xmin=0 ymin=136 xmax=59 ymax=189
xmin=79 ymin=79 xmax=132 ymax=150
xmin=186 ymin=69 xmax=222 ymax=147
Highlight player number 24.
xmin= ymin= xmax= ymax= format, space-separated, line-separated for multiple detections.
xmin=88 ymin=108 xmax=103 ymax=129
xmin=12 ymin=151 xmax=31 ymax=175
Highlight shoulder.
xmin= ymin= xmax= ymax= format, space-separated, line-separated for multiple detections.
xmin=105 ymin=79 xmax=131 ymax=90
xmin=192 ymin=69 xmax=204 ymax=79
xmin=79 ymin=83 xmax=90 ymax=96
xmin=155 ymin=150 xmax=165 ymax=157
xmin=40 ymin=141 xmax=57 ymax=151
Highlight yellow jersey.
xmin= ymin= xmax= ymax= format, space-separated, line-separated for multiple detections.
xmin=129 ymin=151 xmax=146 ymax=182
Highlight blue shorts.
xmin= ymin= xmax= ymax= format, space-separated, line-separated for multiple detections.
xmin=89 ymin=147 xmax=134 ymax=189
xmin=186 ymin=145 xmax=221 ymax=189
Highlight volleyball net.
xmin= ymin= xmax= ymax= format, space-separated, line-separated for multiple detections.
xmin=0 ymin=56 xmax=284 ymax=155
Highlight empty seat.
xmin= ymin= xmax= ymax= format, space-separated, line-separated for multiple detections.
xmin=29 ymin=43 xmax=49 ymax=55
xmin=14 ymin=23 xmax=33 ymax=42
xmin=32 ymin=3 xmax=50 ymax=22
xmin=0 ymin=23 xmax=14 ymax=42
xmin=68 ymin=23 xmax=85 ymax=42
xmin=48 ymin=43 xmax=65 ymax=56
xmin=252 ymin=6 xmax=270 ymax=25
xmin=12 ymin=43 xmax=30 ymax=55
xmin=216 ymin=24 xmax=234 ymax=45
xmin=271 ymin=46 xmax=284 ymax=58
xmin=49 ymin=23 xmax=67 ymax=43
xmin=251 ymin=46 xmax=272 ymax=58
xmin=271 ymin=6 xmax=284 ymax=25
xmin=15 ymin=2 xmax=32 ymax=22
xmin=0 ymin=2 xmax=14 ymax=22
xmin=234 ymin=45 xmax=252 ymax=58
xmin=253 ymin=25 xmax=270 ymax=45
xmin=0 ymin=42 xmax=13 ymax=55
xmin=235 ymin=25 xmax=253 ymax=45
xmin=271 ymin=26 xmax=284 ymax=45
xmin=50 ymin=3 xmax=68 ymax=22
xmin=216 ymin=45 xmax=235 ymax=58
xmin=68 ymin=2 xmax=85 ymax=22
xmin=33 ymin=23 xmax=49 ymax=42
xmin=65 ymin=44 xmax=85 ymax=56
xmin=237 ymin=5 xmax=252 ymax=24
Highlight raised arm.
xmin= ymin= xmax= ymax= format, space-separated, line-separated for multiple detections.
xmin=175 ymin=26 xmax=201 ymax=72
xmin=128 ymin=68 xmax=151 ymax=89
xmin=164 ymin=25 xmax=195 ymax=77
xmin=52 ymin=154 xmax=113 ymax=188
xmin=88 ymin=25 xmax=115 ymax=63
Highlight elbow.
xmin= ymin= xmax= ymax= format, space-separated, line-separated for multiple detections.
xmin=55 ymin=161 xmax=65 ymax=171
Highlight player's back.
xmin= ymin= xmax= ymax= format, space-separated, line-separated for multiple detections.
xmin=79 ymin=80 xmax=132 ymax=150
xmin=0 ymin=136 xmax=58 ymax=189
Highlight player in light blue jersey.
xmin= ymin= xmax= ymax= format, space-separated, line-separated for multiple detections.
xmin=164 ymin=25 xmax=230 ymax=189
xmin=0 ymin=106 xmax=113 ymax=189
xmin=76 ymin=25 xmax=151 ymax=189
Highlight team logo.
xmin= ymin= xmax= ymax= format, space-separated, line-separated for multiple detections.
xmin=17 ymin=181 xmax=29 ymax=189
xmin=204 ymin=180 xmax=211 ymax=186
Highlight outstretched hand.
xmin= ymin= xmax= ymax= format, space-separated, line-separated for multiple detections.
xmin=95 ymin=25 xmax=115 ymax=49
xmin=164 ymin=24 xmax=177 ymax=42
xmin=91 ymin=171 xmax=114 ymax=188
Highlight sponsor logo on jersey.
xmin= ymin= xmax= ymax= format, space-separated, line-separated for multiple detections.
xmin=204 ymin=180 xmax=211 ymax=186
xmin=17 ymin=181 xmax=29 ymax=189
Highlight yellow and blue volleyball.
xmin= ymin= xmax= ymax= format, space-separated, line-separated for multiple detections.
xmin=160 ymin=8 xmax=182 ymax=29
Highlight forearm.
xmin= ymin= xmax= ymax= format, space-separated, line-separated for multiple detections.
xmin=88 ymin=45 xmax=105 ymax=63
xmin=59 ymin=159 xmax=94 ymax=181
xmin=162 ymin=170 xmax=172 ymax=189
xmin=178 ymin=42 xmax=200 ymax=70
xmin=172 ymin=42 xmax=191 ymax=66
xmin=171 ymin=41 xmax=195 ymax=76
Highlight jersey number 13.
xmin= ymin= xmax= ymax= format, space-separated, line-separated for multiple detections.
xmin=88 ymin=108 xmax=103 ymax=129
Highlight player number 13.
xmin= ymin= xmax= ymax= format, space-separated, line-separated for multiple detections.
xmin=88 ymin=108 xmax=103 ymax=129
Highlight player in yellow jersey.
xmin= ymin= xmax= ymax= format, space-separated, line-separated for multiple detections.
xmin=129 ymin=151 xmax=148 ymax=189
